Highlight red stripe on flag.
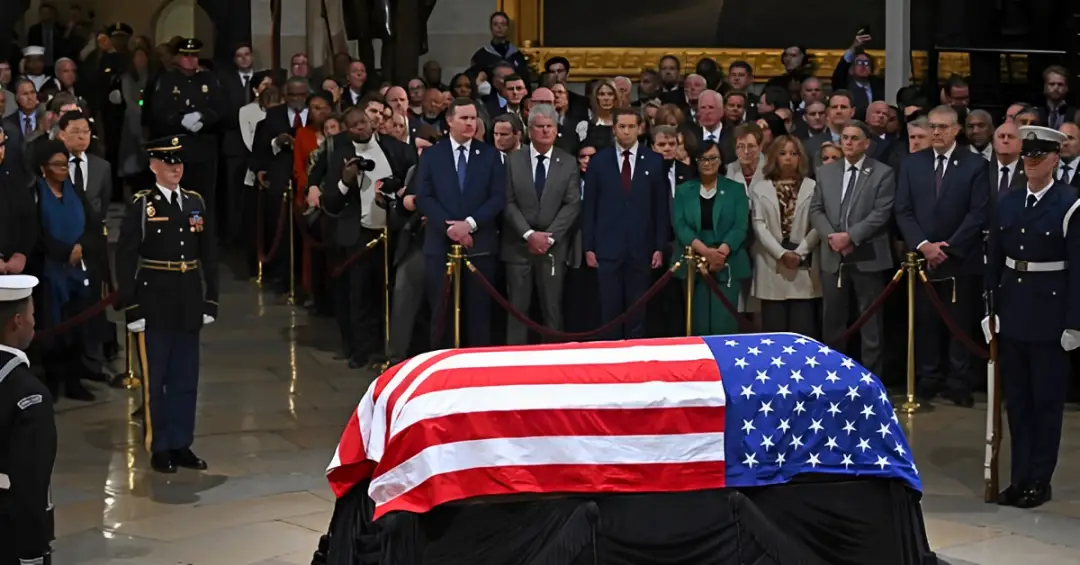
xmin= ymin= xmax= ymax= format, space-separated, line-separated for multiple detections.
xmin=328 ymin=460 xmax=376 ymax=498
xmin=407 ymin=358 xmax=722 ymax=400
xmin=449 ymin=336 xmax=706 ymax=355
xmin=379 ymin=349 xmax=458 ymax=425
xmin=374 ymin=406 xmax=727 ymax=477
xmin=372 ymin=460 xmax=728 ymax=519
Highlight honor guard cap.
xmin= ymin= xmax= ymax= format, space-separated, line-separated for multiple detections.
xmin=0 ymin=275 xmax=39 ymax=302
xmin=106 ymin=22 xmax=133 ymax=37
xmin=22 ymin=46 xmax=45 ymax=57
xmin=1020 ymin=125 xmax=1068 ymax=158
xmin=145 ymin=136 xmax=185 ymax=165
xmin=176 ymin=38 xmax=204 ymax=56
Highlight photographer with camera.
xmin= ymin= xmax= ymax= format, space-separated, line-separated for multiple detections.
xmin=320 ymin=100 xmax=415 ymax=369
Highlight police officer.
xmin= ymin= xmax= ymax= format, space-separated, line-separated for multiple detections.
xmin=149 ymin=38 xmax=228 ymax=229
xmin=0 ymin=275 xmax=57 ymax=565
xmin=984 ymin=125 xmax=1080 ymax=508
xmin=98 ymin=23 xmax=133 ymax=193
xmin=115 ymin=136 xmax=219 ymax=474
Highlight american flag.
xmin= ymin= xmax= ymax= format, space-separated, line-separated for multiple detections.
xmin=326 ymin=334 xmax=919 ymax=520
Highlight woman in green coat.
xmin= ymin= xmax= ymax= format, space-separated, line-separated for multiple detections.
xmin=672 ymin=141 xmax=751 ymax=336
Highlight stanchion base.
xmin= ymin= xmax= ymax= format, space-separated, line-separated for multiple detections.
xmin=117 ymin=373 xmax=140 ymax=390
xmin=285 ymin=294 xmax=297 ymax=306
xmin=371 ymin=360 xmax=391 ymax=373
xmin=895 ymin=398 xmax=933 ymax=414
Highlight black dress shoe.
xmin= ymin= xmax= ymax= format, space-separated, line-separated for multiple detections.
xmin=150 ymin=452 xmax=177 ymax=473
xmin=998 ymin=484 xmax=1024 ymax=506
xmin=64 ymin=382 xmax=96 ymax=402
xmin=171 ymin=449 xmax=208 ymax=470
xmin=1017 ymin=483 xmax=1052 ymax=509
xmin=946 ymin=390 xmax=975 ymax=408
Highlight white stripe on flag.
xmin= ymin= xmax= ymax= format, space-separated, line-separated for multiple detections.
xmin=368 ymin=432 xmax=727 ymax=505
xmin=368 ymin=350 xmax=444 ymax=461
xmin=389 ymin=343 xmax=716 ymax=424
xmin=391 ymin=381 xmax=728 ymax=438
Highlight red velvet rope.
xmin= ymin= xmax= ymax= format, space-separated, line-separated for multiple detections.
xmin=35 ymin=292 xmax=117 ymax=341
xmin=329 ymin=236 xmax=384 ymax=279
xmin=918 ymin=274 xmax=991 ymax=360
xmin=293 ymin=204 xmax=330 ymax=249
xmin=463 ymin=259 xmax=680 ymax=340
xmin=694 ymin=267 xmax=756 ymax=333
xmin=430 ymin=268 xmax=454 ymax=346
xmin=256 ymin=189 xmax=290 ymax=264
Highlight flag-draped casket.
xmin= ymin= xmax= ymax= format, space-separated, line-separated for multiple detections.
xmin=327 ymin=333 xmax=921 ymax=520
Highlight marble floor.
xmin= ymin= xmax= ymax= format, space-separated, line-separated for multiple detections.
xmin=46 ymin=267 xmax=1080 ymax=565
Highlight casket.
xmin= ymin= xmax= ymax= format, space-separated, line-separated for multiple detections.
xmin=318 ymin=334 xmax=937 ymax=565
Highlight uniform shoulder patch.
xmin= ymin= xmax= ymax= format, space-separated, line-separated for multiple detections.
xmin=17 ymin=394 xmax=43 ymax=410
xmin=133 ymin=190 xmax=151 ymax=201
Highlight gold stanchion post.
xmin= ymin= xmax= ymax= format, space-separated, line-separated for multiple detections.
xmin=256 ymin=259 xmax=263 ymax=286
xmin=899 ymin=252 xmax=925 ymax=414
xmin=448 ymin=244 xmax=464 ymax=348
xmin=683 ymin=246 xmax=695 ymax=336
xmin=121 ymin=331 xmax=139 ymax=389
xmin=286 ymin=183 xmax=297 ymax=305
xmin=374 ymin=228 xmax=393 ymax=372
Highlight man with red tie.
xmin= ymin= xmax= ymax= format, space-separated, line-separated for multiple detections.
xmin=582 ymin=108 xmax=669 ymax=340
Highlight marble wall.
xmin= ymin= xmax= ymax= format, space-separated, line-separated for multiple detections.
xmin=422 ymin=0 xmax=496 ymax=75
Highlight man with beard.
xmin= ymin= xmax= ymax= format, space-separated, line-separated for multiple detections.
xmin=319 ymin=106 xmax=414 ymax=367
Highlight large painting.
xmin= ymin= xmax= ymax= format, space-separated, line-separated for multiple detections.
xmin=541 ymin=0 xmax=934 ymax=49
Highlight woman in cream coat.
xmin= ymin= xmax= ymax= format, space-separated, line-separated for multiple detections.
xmin=749 ymin=134 xmax=821 ymax=338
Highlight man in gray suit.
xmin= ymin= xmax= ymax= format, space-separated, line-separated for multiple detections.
xmin=501 ymin=104 xmax=581 ymax=344
xmin=809 ymin=120 xmax=896 ymax=376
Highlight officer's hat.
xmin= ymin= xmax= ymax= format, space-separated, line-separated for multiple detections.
xmin=144 ymin=136 xmax=185 ymax=165
xmin=0 ymin=275 xmax=39 ymax=302
xmin=176 ymin=38 xmax=204 ymax=56
xmin=1020 ymin=125 xmax=1068 ymax=158
xmin=105 ymin=22 xmax=133 ymax=37
xmin=22 ymin=45 xmax=45 ymax=57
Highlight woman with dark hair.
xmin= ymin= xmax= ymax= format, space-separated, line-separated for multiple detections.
xmin=449 ymin=72 xmax=477 ymax=100
xmin=320 ymin=77 xmax=343 ymax=112
xmin=749 ymin=135 xmax=819 ymax=337
xmin=672 ymin=140 xmax=751 ymax=335
xmin=694 ymin=58 xmax=723 ymax=91
xmin=755 ymin=112 xmax=788 ymax=150
xmin=33 ymin=139 xmax=105 ymax=401
xmin=118 ymin=45 xmax=157 ymax=192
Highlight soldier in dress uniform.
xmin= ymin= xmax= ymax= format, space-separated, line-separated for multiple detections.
xmin=0 ymin=275 xmax=57 ymax=565
xmin=985 ymin=125 xmax=1080 ymax=509
xmin=149 ymin=38 xmax=228 ymax=229
xmin=115 ymin=136 xmax=219 ymax=474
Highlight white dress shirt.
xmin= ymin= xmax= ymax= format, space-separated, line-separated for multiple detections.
xmin=701 ymin=124 xmax=723 ymax=143
xmin=1058 ymin=156 xmax=1079 ymax=184
xmin=68 ymin=152 xmax=89 ymax=193
xmin=449 ymin=137 xmax=477 ymax=232
xmin=668 ymin=165 xmax=677 ymax=198
xmin=614 ymin=141 xmax=639 ymax=179
xmin=1027 ymin=180 xmax=1054 ymax=206
xmin=522 ymin=144 xmax=555 ymax=243
xmin=971 ymin=144 xmax=992 ymax=161
xmin=997 ymin=159 xmax=1019 ymax=187
xmin=157 ymin=184 xmax=182 ymax=210
xmin=840 ymin=156 xmax=866 ymax=202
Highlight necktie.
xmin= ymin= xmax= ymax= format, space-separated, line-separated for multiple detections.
xmin=1061 ymin=164 xmax=1072 ymax=183
xmin=243 ymin=75 xmax=252 ymax=103
xmin=934 ymin=154 xmax=946 ymax=196
xmin=707 ymin=133 xmax=717 ymax=142
xmin=1026 ymin=194 xmax=1037 ymax=209
xmin=534 ymin=154 xmax=547 ymax=199
xmin=292 ymin=110 xmax=302 ymax=130
xmin=23 ymin=116 xmax=32 ymax=136
xmin=844 ymin=166 xmax=858 ymax=199
xmin=620 ymin=149 xmax=632 ymax=193
xmin=457 ymin=146 xmax=468 ymax=192
xmin=999 ymin=166 xmax=1010 ymax=194
xmin=72 ymin=156 xmax=84 ymax=193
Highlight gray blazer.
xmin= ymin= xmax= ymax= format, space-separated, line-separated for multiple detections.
xmin=808 ymin=157 xmax=896 ymax=273
xmin=501 ymin=145 xmax=581 ymax=265
xmin=83 ymin=154 xmax=113 ymax=219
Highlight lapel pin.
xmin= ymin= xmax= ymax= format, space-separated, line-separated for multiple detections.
xmin=475 ymin=149 xmax=480 ymax=155
xmin=645 ymin=170 xmax=650 ymax=176
xmin=555 ymin=157 xmax=560 ymax=163
xmin=952 ymin=159 xmax=958 ymax=166
xmin=154 ymin=195 xmax=161 ymax=201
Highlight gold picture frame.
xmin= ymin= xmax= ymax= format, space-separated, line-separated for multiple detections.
xmin=499 ymin=0 xmax=1027 ymax=83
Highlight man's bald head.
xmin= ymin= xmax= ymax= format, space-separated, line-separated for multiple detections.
xmin=993 ymin=121 xmax=1021 ymax=162
xmin=530 ymin=87 xmax=554 ymax=105
xmin=385 ymin=86 xmax=408 ymax=114
xmin=697 ymin=89 xmax=724 ymax=128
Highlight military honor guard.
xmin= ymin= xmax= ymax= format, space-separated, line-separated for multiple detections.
xmin=115 ymin=136 xmax=219 ymax=474
xmin=149 ymin=38 xmax=228 ymax=227
xmin=985 ymin=125 xmax=1080 ymax=508
xmin=0 ymin=275 xmax=58 ymax=565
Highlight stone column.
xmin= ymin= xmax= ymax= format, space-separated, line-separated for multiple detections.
xmin=421 ymin=0 xmax=497 ymax=75
xmin=251 ymin=0 xmax=307 ymax=70
xmin=884 ymin=0 xmax=911 ymax=104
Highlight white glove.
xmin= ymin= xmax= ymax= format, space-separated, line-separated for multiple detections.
xmin=202 ymin=314 xmax=215 ymax=325
xmin=181 ymin=113 xmax=200 ymax=130
xmin=108 ymin=90 xmax=122 ymax=105
xmin=127 ymin=319 xmax=146 ymax=333
xmin=19 ymin=557 xmax=45 ymax=565
xmin=1062 ymin=329 xmax=1080 ymax=351
xmin=188 ymin=121 xmax=204 ymax=133
xmin=980 ymin=315 xmax=999 ymax=344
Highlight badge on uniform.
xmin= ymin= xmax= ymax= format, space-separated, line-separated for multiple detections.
xmin=172 ymin=86 xmax=180 ymax=96
xmin=146 ymin=203 xmax=157 ymax=217
xmin=190 ymin=211 xmax=204 ymax=232
xmin=201 ymin=84 xmax=208 ymax=93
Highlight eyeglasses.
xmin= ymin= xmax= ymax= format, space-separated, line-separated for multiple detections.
xmin=854 ymin=60 xmax=872 ymax=67
xmin=698 ymin=155 xmax=721 ymax=164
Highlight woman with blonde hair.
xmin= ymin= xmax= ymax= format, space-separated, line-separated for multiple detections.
xmin=575 ymin=78 xmax=618 ymax=148
xmin=748 ymin=134 xmax=820 ymax=337
xmin=818 ymin=141 xmax=844 ymax=166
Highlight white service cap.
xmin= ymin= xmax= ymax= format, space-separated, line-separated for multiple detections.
xmin=22 ymin=46 xmax=45 ymax=57
xmin=0 ymin=275 xmax=39 ymax=302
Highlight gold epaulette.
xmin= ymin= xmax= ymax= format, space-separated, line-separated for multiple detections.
xmin=132 ymin=190 xmax=150 ymax=201
xmin=181 ymin=188 xmax=204 ymax=200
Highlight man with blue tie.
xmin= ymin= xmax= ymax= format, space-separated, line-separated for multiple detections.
xmin=895 ymin=104 xmax=989 ymax=407
xmin=416 ymin=98 xmax=506 ymax=348
xmin=583 ymin=108 xmax=669 ymax=340
xmin=984 ymin=125 xmax=1080 ymax=508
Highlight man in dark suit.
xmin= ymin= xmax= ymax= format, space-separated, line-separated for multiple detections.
xmin=583 ymin=108 xmax=669 ymax=340
xmin=648 ymin=124 xmax=691 ymax=338
xmin=218 ymin=43 xmax=256 ymax=244
xmin=1037 ymin=66 xmax=1073 ymax=130
xmin=830 ymin=33 xmax=884 ymax=121
xmin=416 ymin=98 xmax=506 ymax=348
xmin=544 ymin=56 xmax=589 ymax=122
xmin=27 ymin=3 xmax=66 ymax=69
xmin=252 ymin=76 xmax=311 ymax=291
xmin=2 ymin=79 xmax=39 ymax=148
xmin=990 ymin=122 xmax=1027 ymax=198
xmin=341 ymin=61 xmax=369 ymax=108
xmin=660 ymin=74 xmax=705 ymax=120
xmin=501 ymin=104 xmax=580 ymax=344
xmin=693 ymin=90 xmax=736 ymax=165
xmin=1058 ymin=122 xmax=1080 ymax=190
xmin=895 ymin=105 xmax=990 ymax=407
xmin=320 ymin=106 xmax=414 ymax=366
